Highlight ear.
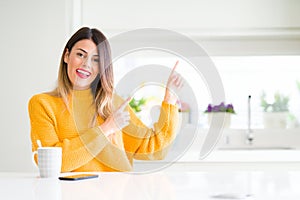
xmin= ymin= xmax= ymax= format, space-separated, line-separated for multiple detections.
xmin=64 ymin=49 xmax=69 ymax=63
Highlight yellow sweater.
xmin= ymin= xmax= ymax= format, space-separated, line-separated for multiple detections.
xmin=28 ymin=89 xmax=178 ymax=172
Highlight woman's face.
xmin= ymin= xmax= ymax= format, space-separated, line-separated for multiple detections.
xmin=64 ymin=39 xmax=99 ymax=90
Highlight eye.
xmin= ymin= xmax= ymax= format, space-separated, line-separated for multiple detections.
xmin=93 ymin=58 xmax=99 ymax=63
xmin=76 ymin=52 xmax=84 ymax=58
xmin=92 ymin=56 xmax=99 ymax=63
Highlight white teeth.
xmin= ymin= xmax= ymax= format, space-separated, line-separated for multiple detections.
xmin=76 ymin=69 xmax=90 ymax=76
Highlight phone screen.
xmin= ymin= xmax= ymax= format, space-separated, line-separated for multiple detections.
xmin=59 ymin=174 xmax=99 ymax=181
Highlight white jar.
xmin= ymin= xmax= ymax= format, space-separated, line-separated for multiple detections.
xmin=207 ymin=112 xmax=232 ymax=129
xmin=263 ymin=112 xmax=288 ymax=129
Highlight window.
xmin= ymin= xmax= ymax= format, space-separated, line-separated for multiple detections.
xmin=114 ymin=52 xmax=300 ymax=129
xmin=213 ymin=56 xmax=300 ymax=129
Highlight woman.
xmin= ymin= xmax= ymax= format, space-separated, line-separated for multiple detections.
xmin=29 ymin=27 xmax=183 ymax=172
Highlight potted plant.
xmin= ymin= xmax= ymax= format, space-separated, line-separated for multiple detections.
xmin=204 ymin=102 xmax=236 ymax=128
xmin=129 ymin=97 xmax=147 ymax=113
xmin=260 ymin=91 xmax=289 ymax=129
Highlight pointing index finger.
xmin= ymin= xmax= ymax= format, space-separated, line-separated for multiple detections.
xmin=120 ymin=97 xmax=131 ymax=110
xmin=170 ymin=60 xmax=179 ymax=75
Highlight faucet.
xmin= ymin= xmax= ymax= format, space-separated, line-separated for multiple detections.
xmin=246 ymin=95 xmax=254 ymax=145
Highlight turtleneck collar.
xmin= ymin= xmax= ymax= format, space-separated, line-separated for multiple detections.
xmin=71 ymin=88 xmax=94 ymax=99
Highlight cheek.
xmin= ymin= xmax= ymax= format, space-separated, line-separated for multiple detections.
xmin=66 ymin=58 xmax=80 ymax=77
xmin=92 ymin=65 xmax=99 ymax=75
xmin=66 ymin=61 xmax=78 ymax=82
xmin=69 ymin=57 xmax=81 ymax=67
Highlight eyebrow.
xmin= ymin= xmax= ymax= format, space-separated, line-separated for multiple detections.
xmin=77 ymin=48 xmax=88 ymax=54
xmin=76 ymin=48 xmax=99 ymax=56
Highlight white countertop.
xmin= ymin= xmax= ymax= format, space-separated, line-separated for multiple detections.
xmin=134 ymin=149 xmax=300 ymax=164
xmin=181 ymin=149 xmax=300 ymax=162
xmin=1 ymin=171 xmax=300 ymax=200
xmin=133 ymin=150 xmax=300 ymax=172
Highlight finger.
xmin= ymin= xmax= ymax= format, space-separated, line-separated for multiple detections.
xmin=114 ymin=111 xmax=129 ymax=123
xmin=178 ymin=81 xmax=184 ymax=90
xmin=119 ymin=97 xmax=131 ymax=111
xmin=170 ymin=60 xmax=179 ymax=76
xmin=121 ymin=111 xmax=130 ymax=119
xmin=178 ymin=79 xmax=184 ymax=87
xmin=124 ymin=117 xmax=130 ymax=125
xmin=120 ymin=116 xmax=130 ymax=127
xmin=170 ymin=76 xmax=180 ymax=88
xmin=174 ymin=76 xmax=182 ymax=86
xmin=167 ymin=75 xmax=176 ymax=87
xmin=169 ymin=74 xmax=180 ymax=85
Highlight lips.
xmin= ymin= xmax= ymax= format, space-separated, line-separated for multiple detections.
xmin=76 ymin=68 xmax=91 ymax=79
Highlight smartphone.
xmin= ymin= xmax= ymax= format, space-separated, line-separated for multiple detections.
xmin=59 ymin=174 xmax=99 ymax=181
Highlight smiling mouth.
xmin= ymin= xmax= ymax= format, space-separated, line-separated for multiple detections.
xmin=76 ymin=69 xmax=91 ymax=79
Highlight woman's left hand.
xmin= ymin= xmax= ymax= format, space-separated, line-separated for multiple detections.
xmin=164 ymin=61 xmax=184 ymax=105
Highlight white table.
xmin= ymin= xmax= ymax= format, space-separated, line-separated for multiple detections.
xmin=1 ymin=171 xmax=300 ymax=200
xmin=134 ymin=150 xmax=300 ymax=172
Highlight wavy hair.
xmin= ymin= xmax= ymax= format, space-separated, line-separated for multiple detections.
xmin=51 ymin=27 xmax=113 ymax=120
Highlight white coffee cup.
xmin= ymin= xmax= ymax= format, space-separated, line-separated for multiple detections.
xmin=32 ymin=147 xmax=62 ymax=178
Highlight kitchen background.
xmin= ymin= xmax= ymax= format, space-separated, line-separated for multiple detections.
xmin=1 ymin=0 xmax=300 ymax=172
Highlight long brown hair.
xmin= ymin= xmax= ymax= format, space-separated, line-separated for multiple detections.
xmin=52 ymin=27 xmax=114 ymax=120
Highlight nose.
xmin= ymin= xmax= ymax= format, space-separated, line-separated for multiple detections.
xmin=82 ymin=57 xmax=92 ymax=69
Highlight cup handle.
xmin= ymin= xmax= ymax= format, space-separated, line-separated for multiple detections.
xmin=32 ymin=150 xmax=38 ymax=167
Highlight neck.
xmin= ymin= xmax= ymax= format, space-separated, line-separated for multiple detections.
xmin=72 ymin=88 xmax=93 ymax=99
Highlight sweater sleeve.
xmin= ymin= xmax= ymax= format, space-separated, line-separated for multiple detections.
xmin=28 ymin=95 xmax=109 ymax=172
xmin=122 ymin=101 xmax=179 ymax=160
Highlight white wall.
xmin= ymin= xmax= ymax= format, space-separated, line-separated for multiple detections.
xmin=0 ymin=0 xmax=69 ymax=172
xmin=82 ymin=0 xmax=300 ymax=30
xmin=81 ymin=0 xmax=300 ymax=56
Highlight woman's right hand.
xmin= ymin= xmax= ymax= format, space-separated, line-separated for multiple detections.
xmin=99 ymin=98 xmax=131 ymax=138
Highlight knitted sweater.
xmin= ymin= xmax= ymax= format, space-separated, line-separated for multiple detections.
xmin=28 ymin=89 xmax=178 ymax=172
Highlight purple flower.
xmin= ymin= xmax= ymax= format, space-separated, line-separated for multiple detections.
xmin=212 ymin=105 xmax=220 ymax=112
xmin=205 ymin=102 xmax=236 ymax=114
xmin=207 ymin=104 xmax=212 ymax=112
xmin=227 ymin=104 xmax=233 ymax=110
